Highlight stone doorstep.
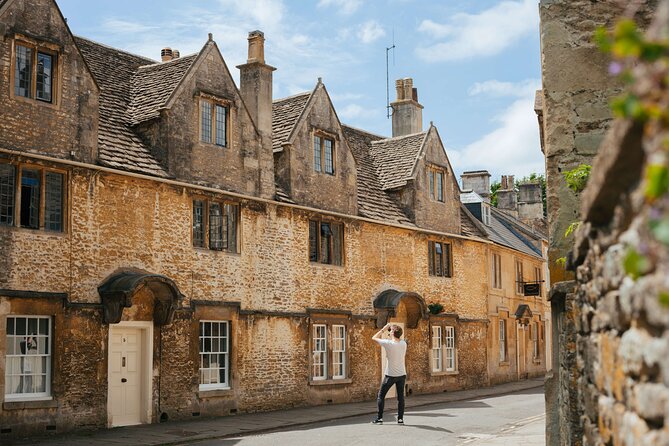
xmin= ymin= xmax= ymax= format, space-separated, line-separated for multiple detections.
xmin=17 ymin=378 xmax=544 ymax=446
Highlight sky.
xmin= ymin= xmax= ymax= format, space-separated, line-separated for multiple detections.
xmin=56 ymin=0 xmax=545 ymax=185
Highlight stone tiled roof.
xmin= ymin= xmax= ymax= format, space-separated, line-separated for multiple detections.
xmin=271 ymin=93 xmax=311 ymax=152
xmin=74 ymin=36 xmax=170 ymax=178
xmin=127 ymin=54 xmax=198 ymax=125
xmin=486 ymin=208 xmax=543 ymax=258
xmin=343 ymin=126 xmax=414 ymax=225
xmin=460 ymin=204 xmax=487 ymax=238
xmin=369 ymin=132 xmax=426 ymax=190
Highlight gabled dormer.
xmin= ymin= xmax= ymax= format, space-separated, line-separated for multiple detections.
xmin=0 ymin=0 xmax=99 ymax=163
xmin=272 ymin=80 xmax=358 ymax=215
xmin=123 ymin=33 xmax=274 ymax=198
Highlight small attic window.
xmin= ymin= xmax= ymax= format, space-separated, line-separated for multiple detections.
xmin=482 ymin=203 xmax=491 ymax=226
xmin=429 ymin=167 xmax=445 ymax=202
xmin=200 ymin=97 xmax=229 ymax=147
xmin=12 ymin=40 xmax=58 ymax=105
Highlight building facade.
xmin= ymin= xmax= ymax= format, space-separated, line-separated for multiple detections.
xmin=0 ymin=0 xmax=548 ymax=437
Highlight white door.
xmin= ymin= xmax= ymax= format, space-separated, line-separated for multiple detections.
xmin=109 ymin=327 xmax=143 ymax=426
xmin=380 ymin=322 xmax=405 ymax=399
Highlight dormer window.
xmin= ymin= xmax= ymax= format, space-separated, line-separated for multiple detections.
xmin=200 ymin=97 xmax=229 ymax=147
xmin=13 ymin=41 xmax=57 ymax=104
xmin=314 ymin=133 xmax=335 ymax=175
xmin=429 ymin=167 xmax=445 ymax=202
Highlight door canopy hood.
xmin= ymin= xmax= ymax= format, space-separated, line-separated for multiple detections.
xmin=98 ymin=271 xmax=183 ymax=325
xmin=373 ymin=289 xmax=427 ymax=329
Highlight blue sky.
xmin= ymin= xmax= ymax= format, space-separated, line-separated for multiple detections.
xmin=56 ymin=0 xmax=544 ymax=184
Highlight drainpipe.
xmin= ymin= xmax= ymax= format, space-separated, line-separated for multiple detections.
xmin=516 ymin=323 xmax=521 ymax=381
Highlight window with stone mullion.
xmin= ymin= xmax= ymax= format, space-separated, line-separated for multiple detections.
xmin=15 ymin=45 xmax=32 ymax=98
xmin=44 ymin=172 xmax=63 ymax=231
xmin=36 ymin=52 xmax=53 ymax=103
xmin=0 ymin=164 xmax=16 ymax=226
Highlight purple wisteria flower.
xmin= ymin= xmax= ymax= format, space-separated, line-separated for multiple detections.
xmin=609 ymin=62 xmax=623 ymax=75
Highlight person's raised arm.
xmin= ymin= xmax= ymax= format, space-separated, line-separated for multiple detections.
xmin=373 ymin=323 xmax=391 ymax=342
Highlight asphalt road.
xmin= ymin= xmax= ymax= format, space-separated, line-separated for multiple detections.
xmin=184 ymin=386 xmax=545 ymax=446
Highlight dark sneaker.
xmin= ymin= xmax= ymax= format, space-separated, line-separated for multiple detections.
xmin=398 ymin=419 xmax=404 ymax=424
xmin=371 ymin=418 xmax=383 ymax=424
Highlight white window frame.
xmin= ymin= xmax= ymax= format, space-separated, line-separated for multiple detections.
xmin=332 ymin=324 xmax=346 ymax=379
xmin=431 ymin=326 xmax=442 ymax=372
xmin=199 ymin=320 xmax=230 ymax=391
xmin=499 ymin=319 xmax=507 ymax=362
xmin=444 ymin=326 xmax=456 ymax=371
xmin=482 ymin=203 xmax=491 ymax=226
xmin=5 ymin=315 xmax=52 ymax=401
xmin=312 ymin=324 xmax=327 ymax=380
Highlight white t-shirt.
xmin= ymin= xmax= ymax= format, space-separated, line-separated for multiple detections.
xmin=376 ymin=339 xmax=407 ymax=377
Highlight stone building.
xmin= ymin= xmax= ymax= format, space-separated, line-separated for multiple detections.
xmin=0 ymin=0 xmax=548 ymax=437
xmin=461 ymin=173 xmax=550 ymax=385
xmin=538 ymin=0 xmax=661 ymax=444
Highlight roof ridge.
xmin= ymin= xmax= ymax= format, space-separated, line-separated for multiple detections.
xmin=370 ymin=130 xmax=427 ymax=144
xmin=136 ymin=53 xmax=198 ymax=70
xmin=342 ymin=124 xmax=386 ymax=140
xmin=74 ymin=35 xmax=156 ymax=64
xmin=273 ymin=91 xmax=311 ymax=103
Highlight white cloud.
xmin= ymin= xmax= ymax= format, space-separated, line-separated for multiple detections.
xmin=318 ymin=0 xmax=362 ymax=15
xmin=416 ymin=0 xmax=538 ymax=62
xmin=449 ymin=95 xmax=544 ymax=180
xmin=338 ymin=104 xmax=366 ymax=120
xmin=101 ymin=19 xmax=157 ymax=34
xmin=357 ymin=20 xmax=386 ymax=44
xmin=89 ymin=0 xmax=357 ymax=97
xmin=468 ymin=79 xmax=540 ymax=98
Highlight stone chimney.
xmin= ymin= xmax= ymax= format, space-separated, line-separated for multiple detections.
xmin=161 ymin=47 xmax=173 ymax=62
xmin=236 ymin=30 xmax=276 ymax=199
xmin=237 ymin=31 xmax=275 ymax=136
xmin=391 ymin=78 xmax=423 ymax=137
xmin=518 ymin=182 xmax=544 ymax=221
xmin=461 ymin=170 xmax=491 ymax=202
xmin=497 ymin=175 xmax=518 ymax=217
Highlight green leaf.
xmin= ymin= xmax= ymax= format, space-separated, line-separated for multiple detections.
xmin=645 ymin=164 xmax=669 ymax=200
xmin=565 ymin=221 xmax=581 ymax=238
xmin=564 ymin=164 xmax=592 ymax=193
xmin=623 ymin=248 xmax=651 ymax=280
xmin=594 ymin=26 xmax=612 ymax=52
xmin=555 ymin=257 xmax=567 ymax=268
xmin=660 ymin=292 xmax=669 ymax=307
xmin=650 ymin=218 xmax=669 ymax=245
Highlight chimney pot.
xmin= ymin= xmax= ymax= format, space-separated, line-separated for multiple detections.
xmin=208 ymin=33 xmax=213 ymax=41
xmin=395 ymin=79 xmax=404 ymax=101
xmin=412 ymin=87 xmax=418 ymax=102
xmin=172 ymin=49 xmax=180 ymax=59
xmin=403 ymin=78 xmax=413 ymax=101
xmin=161 ymin=47 xmax=173 ymax=62
xmin=247 ymin=30 xmax=265 ymax=64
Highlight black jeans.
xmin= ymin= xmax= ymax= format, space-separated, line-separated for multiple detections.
xmin=377 ymin=375 xmax=406 ymax=420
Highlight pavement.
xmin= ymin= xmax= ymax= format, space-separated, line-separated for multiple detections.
xmin=10 ymin=377 xmax=545 ymax=446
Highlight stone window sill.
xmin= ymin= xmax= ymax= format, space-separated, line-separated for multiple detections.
xmin=198 ymin=388 xmax=233 ymax=398
xmin=532 ymin=359 xmax=541 ymax=364
xmin=4 ymin=398 xmax=57 ymax=410
xmin=430 ymin=370 xmax=459 ymax=377
xmin=499 ymin=361 xmax=510 ymax=366
xmin=309 ymin=378 xmax=353 ymax=386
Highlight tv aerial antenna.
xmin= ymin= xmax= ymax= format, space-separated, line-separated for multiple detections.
xmin=386 ymin=30 xmax=395 ymax=119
